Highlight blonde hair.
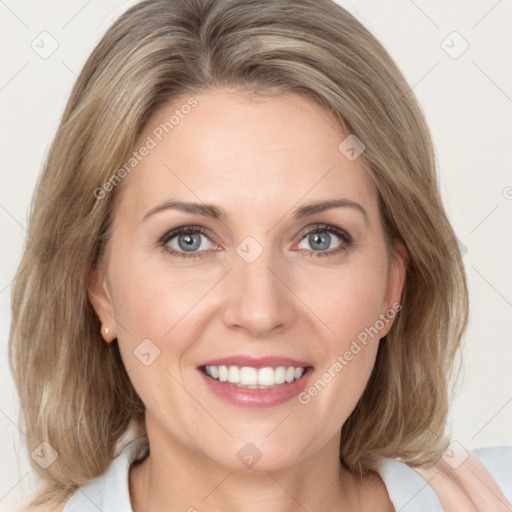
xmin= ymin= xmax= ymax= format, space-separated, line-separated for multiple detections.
xmin=9 ymin=0 xmax=468 ymax=506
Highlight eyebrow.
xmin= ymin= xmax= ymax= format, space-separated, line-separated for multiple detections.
xmin=141 ymin=198 xmax=368 ymax=224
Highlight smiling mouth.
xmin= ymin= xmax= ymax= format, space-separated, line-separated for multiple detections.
xmin=199 ymin=365 xmax=311 ymax=388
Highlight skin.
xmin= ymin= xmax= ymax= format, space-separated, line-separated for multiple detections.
xmin=88 ymin=89 xmax=407 ymax=512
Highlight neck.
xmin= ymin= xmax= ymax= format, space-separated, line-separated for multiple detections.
xmin=129 ymin=415 xmax=371 ymax=512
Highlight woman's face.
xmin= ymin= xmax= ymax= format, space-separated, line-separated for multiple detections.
xmin=89 ymin=89 xmax=405 ymax=471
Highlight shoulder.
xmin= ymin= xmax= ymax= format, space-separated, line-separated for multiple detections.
xmin=29 ymin=504 xmax=65 ymax=512
xmin=22 ymin=498 xmax=66 ymax=512
xmin=413 ymin=444 xmax=512 ymax=512
xmin=53 ymin=437 xmax=149 ymax=512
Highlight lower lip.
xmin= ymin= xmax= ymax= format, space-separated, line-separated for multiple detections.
xmin=199 ymin=369 xmax=313 ymax=408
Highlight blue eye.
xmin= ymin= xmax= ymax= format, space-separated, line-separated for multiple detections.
xmin=160 ymin=226 xmax=215 ymax=259
xmin=296 ymin=224 xmax=352 ymax=258
xmin=159 ymin=223 xmax=352 ymax=259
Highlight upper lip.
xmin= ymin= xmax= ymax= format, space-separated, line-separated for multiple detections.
xmin=197 ymin=355 xmax=313 ymax=369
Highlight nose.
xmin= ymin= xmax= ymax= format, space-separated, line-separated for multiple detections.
xmin=221 ymin=245 xmax=297 ymax=338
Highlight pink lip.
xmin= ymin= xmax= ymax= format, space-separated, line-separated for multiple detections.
xmin=197 ymin=355 xmax=312 ymax=369
xmin=197 ymin=356 xmax=314 ymax=408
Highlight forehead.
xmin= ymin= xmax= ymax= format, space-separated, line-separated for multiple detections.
xmin=116 ymin=90 xmax=378 ymax=223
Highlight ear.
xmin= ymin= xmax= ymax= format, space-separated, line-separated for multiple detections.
xmin=88 ymin=265 xmax=117 ymax=343
xmin=379 ymin=239 xmax=408 ymax=338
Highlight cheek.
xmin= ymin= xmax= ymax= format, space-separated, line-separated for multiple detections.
xmin=106 ymin=252 xmax=224 ymax=403
xmin=110 ymin=253 xmax=211 ymax=341
xmin=107 ymin=264 xmax=201 ymax=416
xmin=296 ymin=257 xmax=389 ymax=349
xmin=294 ymin=258 xmax=389 ymax=415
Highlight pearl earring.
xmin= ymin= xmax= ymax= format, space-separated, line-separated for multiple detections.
xmin=104 ymin=327 xmax=109 ymax=335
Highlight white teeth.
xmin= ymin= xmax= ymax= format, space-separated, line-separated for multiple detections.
xmin=228 ymin=365 xmax=240 ymax=384
xmin=240 ymin=367 xmax=258 ymax=386
xmin=275 ymin=366 xmax=286 ymax=385
xmin=258 ymin=367 xmax=275 ymax=386
xmin=218 ymin=365 xmax=228 ymax=382
xmin=203 ymin=365 xmax=307 ymax=387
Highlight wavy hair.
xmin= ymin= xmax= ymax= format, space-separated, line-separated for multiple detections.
xmin=9 ymin=0 xmax=468 ymax=506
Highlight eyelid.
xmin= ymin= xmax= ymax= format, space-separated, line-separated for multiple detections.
xmin=296 ymin=222 xmax=352 ymax=242
xmin=159 ymin=224 xmax=216 ymax=245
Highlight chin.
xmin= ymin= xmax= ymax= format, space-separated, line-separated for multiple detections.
xmin=199 ymin=437 xmax=309 ymax=473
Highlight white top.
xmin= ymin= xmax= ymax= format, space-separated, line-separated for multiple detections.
xmin=62 ymin=437 xmax=512 ymax=511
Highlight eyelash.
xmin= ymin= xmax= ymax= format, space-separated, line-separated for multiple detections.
xmin=158 ymin=223 xmax=353 ymax=260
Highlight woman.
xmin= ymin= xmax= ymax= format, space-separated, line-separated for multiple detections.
xmin=9 ymin=0 xmax=511 ymax=510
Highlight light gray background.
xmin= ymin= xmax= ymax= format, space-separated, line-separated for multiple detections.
xmin=1 ymin=1 xmax=511 ymax=510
